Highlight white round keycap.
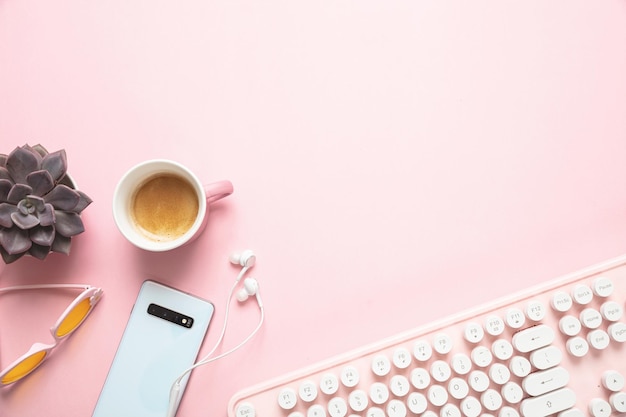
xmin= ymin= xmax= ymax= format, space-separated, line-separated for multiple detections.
xmin=610 ymin=392 xmax=626 ymax=413
xmin=320 ymin=373 xmax=339 ymax=395
xmin=393 ymin=347 xmax=412 ymax=369
xmin=369 ymin=382 xmax=389 ymax=405
xmin=386 ymin=399 xmax=407 ymax=417
xmin=552 ymin=291 xmax=573 ymax=312
xmin=587 ymin=329 xmax=610 ymax=350
xmin=484 ymin=315 xmax=505 ymax=336
xmin=468 ymin=370 xmax=490 ymax=392
xmin=371 ymin=354 xmax=391 ymax=377
xmin=440 ymin=404 xmax=461 ymax=417
xmin=433 ymin=333 xmax=453 ymax=354
xmin=580 ymin=308 xmax=603 ymax=329
xmin=348 ymin=390 xmax=368 ymax=412
xmin=390 ymin=375 xmax=410 ymax=397
xmin=501 ymin=381 xmax=523 ymax=404
xmin=602 ymin=370 xmax=625 ymax=392
xmin=589 ymin=398 xmax=611 ymax=417
xmin=526 ymin=300 xmax=547 ymax=321
xmin=340 ymin=366 xmax=359 ymax=388
xmin=464 ymin=322 xmax=484 ymax=343
xmin=452 ymin=353 xmax=472 ymax=375
xmin=328 ymin=398 xmax=348 ymax=417
xmin=236 ymin=402 xmax=256 ymax=417
xmin=499 ymin=406 xmax=520 ymax=417
xmin=609 ymin=322 xmax=626 ymax=342
xmin=460 ymin=396 xmax=482 ymax=417
xmin=308 ymin=404 xmax=326 ymax=417
xmin=410 ymin=367 xmax=430 ymax=389
xmin=299 ymin=380 xmax=318 ymax=402
xmin=509 ymin=356 xmax=531 ymax=378
xmin=488 ymin=363 xmax=510 ymax=385
xmin=572 ymin=284 xmax=593 ymax=305
xmin=427 ymin=384 xmax=448 ymax=407
xmin=566 ymin=336 xmax=589 ymax=357
xmin=601 ymin=300 xmax=623 ymax=322
xmin=365 ymin=407 xmax=384 ymax=417
xmin=448 ymin=377 xmax=470 ymax=400
xmin=471 ymin=346 xmax=493 ymax=368
xmin=559 ymin=315 xmax=582 ymax=336
xmin=278 ymin=388 xmax=298 ymax=410
xmin=593 ymin=277 xmax=614 ymax=297
xmin=413 ymin=340 xmax=433 ymax=361
xmin=431 ymin=360 xmax=452 ymax=382
xmin=407 ymin=392 xmax=428 ymax=414
xmin=505 ymin=308 xmax=525 ymax=329
xmin=492 ymin=339 xmax=514 ymax=361
xmin=481 ymin=389 xmax=503 ymax=411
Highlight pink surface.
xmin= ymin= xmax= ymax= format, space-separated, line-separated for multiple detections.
xmin=1 ymin=1 xmax=625 ymax=416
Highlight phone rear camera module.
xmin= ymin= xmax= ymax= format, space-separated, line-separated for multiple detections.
xmin=147 ymin=303 xmax=194 ymax=328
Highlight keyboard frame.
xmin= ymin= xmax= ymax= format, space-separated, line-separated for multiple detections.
xmin=228 ymin=254 xmax=626 ymax=417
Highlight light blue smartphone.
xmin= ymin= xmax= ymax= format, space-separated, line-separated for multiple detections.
xmin=91 ymin=280 xmax=214 ymax=417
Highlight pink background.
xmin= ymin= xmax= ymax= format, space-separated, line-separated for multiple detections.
xmin=1 ymin=1 xmax=626 ymax=416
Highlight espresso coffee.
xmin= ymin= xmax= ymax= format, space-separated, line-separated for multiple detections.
xmin=131 ymin=174 xmax=199 ymax=242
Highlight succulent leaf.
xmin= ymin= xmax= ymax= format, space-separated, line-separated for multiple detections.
xmin=51 ymin=233 xmax=71 ymax=255
xmin=74 ymin=190 xmax=93 ymax=213
xmin=27 ymin=170 xmax=55 ymax=196
xmin=0 ymin=179 xmax=11 ymax=201
xmin=30 ymin=225 xmax=55 ymax=246
xmin=0 ymin=227 xmax=32 ymax=255
xmin=7 ymin=184 xmax=33 ymax=204
xmin=39 ymin=203 xmax=56 ymax=226
xmin=0 ymin=154 xmax=7 ymax=168
xmin=41 ymin=150 xmax=68 ymax=182
xmin=0 ymin=246 xmax=26 ymax=264
xmin=0 ymin=202 xmax=17 ymax=228
xmin=11 ymin=211 xmax=40 ymax=229
xmin=54 ymin=211 xmax=85 ymax=237
xmin=43 ymin=184 xmax=80 ymax=211
xmin=31 ymin=144 xmax=49 ymax=158
xmin=6 ymin=146 xmax=41 ymax=184
xmin=28 ymin=243 xmax=52 ymax=260
xmin=0 ymin=167 xmax=11 ymax=181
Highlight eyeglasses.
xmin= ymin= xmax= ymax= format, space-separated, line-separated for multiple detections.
xmin=0 ymin=284 xmax=103 ymax=385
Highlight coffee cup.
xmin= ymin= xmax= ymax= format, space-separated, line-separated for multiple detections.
xmin=113 ymin=159 xmax=233 ymax=251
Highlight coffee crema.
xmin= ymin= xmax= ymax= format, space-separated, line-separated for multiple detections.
xmin=131 ymin=173 xmax=199 ymax=242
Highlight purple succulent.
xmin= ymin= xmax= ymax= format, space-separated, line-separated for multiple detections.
xmin=0 ymin=144 xmax=92 ymax=264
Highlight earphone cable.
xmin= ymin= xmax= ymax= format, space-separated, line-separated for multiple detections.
xmin=167 ymin=265 xmax=260 ymax=417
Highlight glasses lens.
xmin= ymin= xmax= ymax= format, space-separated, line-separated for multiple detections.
xmin=55 ymin=297 xmax=92 ymax=338
xmin=1 ymin=350 xmax=48 ymax=385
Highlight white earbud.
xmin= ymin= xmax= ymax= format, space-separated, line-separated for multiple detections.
xmin=229 ymin=250 xmax=256 ymax=268
xmin=236 ymin=277 xmax=259 ymax=302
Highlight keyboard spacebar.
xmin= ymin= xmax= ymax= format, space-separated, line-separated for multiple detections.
xmin=520 ymin=388 xmax=577 ymax=417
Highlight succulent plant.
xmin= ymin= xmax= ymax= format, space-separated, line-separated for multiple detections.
xmin=0 ymin=144 xmax=92 ymax=264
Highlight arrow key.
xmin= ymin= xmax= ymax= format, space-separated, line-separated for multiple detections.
xmin=610 ymin=392 xmax=626 ymax=413
xmin=589 ymin=398 xmax=611 ymax=417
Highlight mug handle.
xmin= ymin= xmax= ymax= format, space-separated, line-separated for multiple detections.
xmin=204 ymin=180 xmax=234 ymax=204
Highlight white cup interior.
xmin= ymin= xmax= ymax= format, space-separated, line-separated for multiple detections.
xmin=112 ymin=160 xmax=207 ymax=251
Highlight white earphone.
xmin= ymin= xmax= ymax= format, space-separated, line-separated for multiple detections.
xmin=166 ymin=250 xmax=265 ymax=417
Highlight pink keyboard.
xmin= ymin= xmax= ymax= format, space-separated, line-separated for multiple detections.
xmin=228 ymin=256 xmax=626 ymax=417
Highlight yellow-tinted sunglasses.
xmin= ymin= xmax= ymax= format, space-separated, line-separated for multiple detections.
xmin=0 ymin=284 xmax=103 ymax=385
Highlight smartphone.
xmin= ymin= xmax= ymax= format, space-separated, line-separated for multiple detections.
xmin=91 ymin=280 xmax=214 ymax=417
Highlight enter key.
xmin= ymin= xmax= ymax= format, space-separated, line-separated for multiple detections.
xmin=523 ymin=366 xmax=570 ymax=397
